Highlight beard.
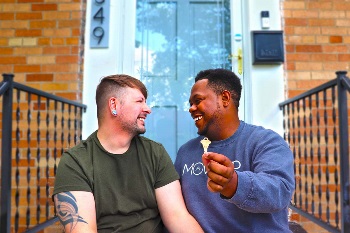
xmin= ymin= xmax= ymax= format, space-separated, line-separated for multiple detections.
xmin=197 ymin=108 xmax=222 ymax=137
xmin=120 ymin=116 xmax=146 ymax=135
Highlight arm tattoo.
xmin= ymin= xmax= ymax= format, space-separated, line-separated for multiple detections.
xmin=55 ymin=192 xmax=88 ymax=232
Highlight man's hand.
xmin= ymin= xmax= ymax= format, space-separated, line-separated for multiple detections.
xmin=202 ymin=152 xmax=238 ymax=198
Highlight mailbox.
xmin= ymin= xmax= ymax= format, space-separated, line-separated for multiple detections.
xmin=252 ymin=31 xmax=284 ymax=64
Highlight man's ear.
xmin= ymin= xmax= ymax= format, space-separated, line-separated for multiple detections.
xmin=221 ymin=90 xmax=231 ymax=107
xmin=109 ymin=97 xmax=118 ymax=111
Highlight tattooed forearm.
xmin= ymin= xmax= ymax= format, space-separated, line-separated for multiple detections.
xmin=55 ymin=192 xmax=87 ymax=232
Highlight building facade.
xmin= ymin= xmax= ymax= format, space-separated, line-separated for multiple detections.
xmin=1 ymin=0 xmax=349 ymax=232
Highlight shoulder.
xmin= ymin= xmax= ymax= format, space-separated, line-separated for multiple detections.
xmin=240 ymin=122 xmax=290 ymax=152
xmin=242 ymin=122 xmax=285 ymax=142
xmin=60 ymin=132 xmax=97 ymax=163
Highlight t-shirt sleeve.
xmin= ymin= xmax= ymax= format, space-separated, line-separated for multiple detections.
xmin=154 ymin=145 xmax=179 ymax=189
xmin=53 ymin=151 xmax=93 ymax=197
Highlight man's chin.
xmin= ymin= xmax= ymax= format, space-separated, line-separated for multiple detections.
xmin=138 ymin=129 xmax=146 ymax=135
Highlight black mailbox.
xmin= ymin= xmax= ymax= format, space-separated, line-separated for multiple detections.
xmin=252 ymin=30 xmax=284 ymax=64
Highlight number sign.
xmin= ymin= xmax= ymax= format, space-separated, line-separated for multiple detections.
xmin=90 ymin=0 xmax=110 ymax=48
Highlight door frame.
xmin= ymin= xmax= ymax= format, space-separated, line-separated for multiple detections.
xmin=82 ymin=0 xmax=286 ymax=138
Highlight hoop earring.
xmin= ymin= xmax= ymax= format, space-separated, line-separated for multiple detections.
xmin=111 ymin=110 xmax=117 ymax=116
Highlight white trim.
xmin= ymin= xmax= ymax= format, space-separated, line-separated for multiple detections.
xmin=82 ymin=0 xmax=286 ymax=138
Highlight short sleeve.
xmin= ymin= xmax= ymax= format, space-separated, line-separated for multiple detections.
xmin=53 ymin=152 xmax=93 ymax=196
xmin=154 ymin=145 xmax=179 ymax=189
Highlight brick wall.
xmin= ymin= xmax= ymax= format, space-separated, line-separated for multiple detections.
xmin=0 ymin=0 xmax=85 ymax=101
xmin=283 ymin=0 xmax=350 ymax=97
xmin=1 ymin=0 xmax=349 ymax=232
xmin=0 ymin=0 xmax=86 ymax=232
xmin=282 ymin=0 xmax=350 ymax=232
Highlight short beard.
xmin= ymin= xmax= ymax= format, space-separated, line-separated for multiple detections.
xmin=121 ymin=119 xmax=146 ymax=136
xmin=197 ymin=107 xmax=221 ymax=137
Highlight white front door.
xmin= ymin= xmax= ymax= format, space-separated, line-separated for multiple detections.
xmin=134 ymin=0 xmax=243 ymax=161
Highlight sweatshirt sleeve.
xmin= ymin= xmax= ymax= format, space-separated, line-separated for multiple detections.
xmin=228 ymin=131 xmax=295 ymax=213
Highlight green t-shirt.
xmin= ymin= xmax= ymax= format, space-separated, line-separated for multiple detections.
xmin=53 ymin=131 xmax=179 ymax=233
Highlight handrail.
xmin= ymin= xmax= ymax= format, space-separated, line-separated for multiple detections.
xmin=279 ymin=78 xmax=337 ymax=108
xmin=0 ymin=73 xmax=87 ymax=233
xmin=24 ymin=217 xmax=59 ymax=233
xmin=279 ymin=70 xmax=350 ymax=233
xmin=13 ymin=81 xmax=86 ymax=109
xmin=0 ymin=73 xmax=14 ymax=233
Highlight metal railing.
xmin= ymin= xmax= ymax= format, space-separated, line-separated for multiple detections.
xmin=279 ymin=71 xmax=350 ymax=233
xmin=0 ymin=73 xmax=87 ymax=233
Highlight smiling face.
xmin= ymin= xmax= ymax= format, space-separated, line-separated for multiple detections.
xmin=189 ymin=79 xmax=224 ymax=138
xmin=118 ymin=87 xmax=151 ymax=135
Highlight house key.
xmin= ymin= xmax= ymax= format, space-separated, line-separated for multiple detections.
xmin=200 ymin=137 xmax=211 ymax=153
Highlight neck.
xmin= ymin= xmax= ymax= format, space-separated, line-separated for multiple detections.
xmin=97 ymin=124 xmax=134 ymax=154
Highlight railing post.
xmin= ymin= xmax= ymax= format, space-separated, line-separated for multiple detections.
xmin=0 ymin=73 xmax=14 ymax=233
xmin=336 ymin=70 xmax=350 ymax=233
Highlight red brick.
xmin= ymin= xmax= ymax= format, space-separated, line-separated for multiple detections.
xmin=72 ymin=28 xmax=81 ymax=36
xmin=334 ymin=3 xmax=350 ymax=11
xmin=43 ymin=47 xmax=70 ymax=55
xmin=338 ymin=54 xmax=350 ymax=61
xmin=57 ymin=92 xmax=81 ymax=101
xmin=286 ymin=54 xmax=311 ymax=61
xmin=283 ymin=26 xmax=295 ymax=35
xmin=32 ymin=4 xmax=57 ymax=11
xmin=295 ymin=45 xmax=322 ymax=53
xmin=0 ymin=48 xmax=14 ymax=55
xmin=0 ymin=65 xmax=13 ymax=74
xmin=286 ymin=63 xmax=295 ymax=71
xmin=323 ymin=62 xmax=348 ymax=71
xmin=0 ymin=57 xmax=26 ymax=64
xmin=30 ymin=20 xmax=56 ymax=29
xmin=15 ymin=29 xmax=42 ymax=37
xmin=309 ymin=19 xmax=335 ymax=27
xmin=322 ymin=45 xmax=348 ymax=53
xmin=296 ymin=80 xmax=327 ymax=89
xmin=285 ymin=45 xmax=295 ymax=53
xmin=27 ymin=73 xmax=53 ymax=82
xmin=288 ymin=90 xmax=306 ymax=98
xmin=310 ymin=54 xmax=338 ymax=62
xmin=329 ymin=36 xmax=342 ymax=43
xmin=58 ymin=20 xmax=81 ymax=28
xmin=285 ymin=18 xmax=308 ymax=26
xmin=0 ymin=38 xmax=8 ymax=46
xmin=307 ymin=2 xmax=332 ymax=10
xmin=18 ymin=0 xmax=44 ymax=2
xmin=52 ymin=38 xmax=65 ymax=45
xmin=14 ymin=47 xmax=42 ymax=55
xmin=71 ymin=46 xmax=79 ymax=54
xmin=41 ymin=64 xmax=70 ymax=72
xmin=43 ymin=28 xmax=71 ymax=37
xmin=14 ymin=65 xmax=41 ymax=73
xmin=38 ymin=38 xmax=50 ymax=45
xmin=0 ymin=13 xmax=15 ymax=20
xmin=66 ymin=38 xmax=79 ymax=45
xmin=0 ymin=29 xmax=15 ymax=37
xmin=56 ymin=55 xmax=78 ymax=63
xmin=16 ymin=12 xmax=42 ymax=20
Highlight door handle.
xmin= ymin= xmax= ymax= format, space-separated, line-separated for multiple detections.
xmin=228 ymin=48 xmax=243 ymax=75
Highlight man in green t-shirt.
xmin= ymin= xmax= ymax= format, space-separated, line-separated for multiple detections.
xmin=53 ymin=74 xmax=203 ymax=233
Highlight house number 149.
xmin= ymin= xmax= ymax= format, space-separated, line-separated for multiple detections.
xmin=90 ymin=0 xmax=110 ymax=48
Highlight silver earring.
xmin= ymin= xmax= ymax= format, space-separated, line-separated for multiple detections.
xmin=112 ymin=110 xmax=117 ymax=116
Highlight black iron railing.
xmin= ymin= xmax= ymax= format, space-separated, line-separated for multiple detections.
xmin=0 ymin=73 xmax=87 ymax=233
xmin=279 ymin=71 xmax=350 ymax=233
